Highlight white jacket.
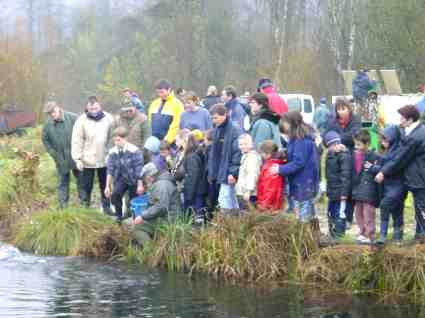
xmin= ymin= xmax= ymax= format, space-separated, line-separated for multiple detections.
xmin=235 ymin=150 xmax=262 ymax=196
xmin=71 ymin=112 xmax=113 ymax=168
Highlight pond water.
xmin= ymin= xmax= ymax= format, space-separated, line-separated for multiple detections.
xmin=0 ymin=242 xmax=423 ymax=318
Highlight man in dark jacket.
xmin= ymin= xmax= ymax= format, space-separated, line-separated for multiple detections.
xmin=42 ymin=101 xmax=83 ymax=208
xmin=324 ymin=131 xmax=352 ymax=238
xmin=208 ymin=104 xmax=242 ymax=212
xmin=352 ymin=70 xmax=375 ymax=106
xmin=375 ymin=105 xmax=425 ymax=240
xmin=221 ymin=86 xmax=248 ymax=132
xmin=133 ymin=163 xmax=181 ymax=245
xmin=201 ymin=85 xmax=221 ymax=111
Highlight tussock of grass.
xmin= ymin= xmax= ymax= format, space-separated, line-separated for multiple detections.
xmin=13 ymin=208 xmax=129 ymax=258
xmin=130 ymin=213 xmax=319 ymax=282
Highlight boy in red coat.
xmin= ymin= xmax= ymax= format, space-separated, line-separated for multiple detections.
xmin=256 ymin=140 xmax=285 ymax=212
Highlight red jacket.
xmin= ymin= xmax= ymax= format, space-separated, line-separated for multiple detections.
xmin=257 ymin=158 xmax=285 ymax=211
xmin=262 ymin=86 xmax=288 ymax=116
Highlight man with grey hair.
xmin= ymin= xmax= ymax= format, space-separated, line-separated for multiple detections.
xmin=132 ymin=162 xmax=181 ymax=245
xmin=201 ymin=85 xmax=221 ymax=111
xmin=42 ymin=101 xmax=83 ymax=208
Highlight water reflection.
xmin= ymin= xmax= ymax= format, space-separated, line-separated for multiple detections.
xmin=0 ymin=243 xmax=424 ymax=317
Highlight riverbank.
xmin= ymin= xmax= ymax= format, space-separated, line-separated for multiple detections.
xmin=1 ymin=127 xmax=425 ymax=305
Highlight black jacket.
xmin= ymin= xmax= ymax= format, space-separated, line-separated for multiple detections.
xmin=352 ymin=150 xmax=380 ymax=207
xmin=184 ymin=149 xmax=208 ymax=202
xmin=381 ymin=123 xmax=425 ymax=190
xmin=201 ymin=95 xmax=221 ymax=111
xmin=325 ymin=149 xmax=352 ymax=201
xmin=325 ymin=114 xmax=361 ymax=151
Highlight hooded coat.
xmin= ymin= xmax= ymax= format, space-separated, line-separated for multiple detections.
xmin=262 ymin=86 xmax=288 ymax=115
xmin=250 ymin=108 xmax=282 ymax=148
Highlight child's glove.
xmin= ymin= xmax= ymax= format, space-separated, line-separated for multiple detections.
xmin=339 ymin=200 xmax=347 ymax=219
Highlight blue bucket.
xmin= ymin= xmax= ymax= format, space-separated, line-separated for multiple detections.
xmin=130 ymin=194 xmax=150 ymax=219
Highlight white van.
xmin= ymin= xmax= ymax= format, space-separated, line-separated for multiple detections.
xmin=280 ymin=94 xmax=315 ymax=124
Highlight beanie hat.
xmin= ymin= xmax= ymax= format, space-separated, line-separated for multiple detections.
xmin=142 ymin=162 xmax=158 ymax=178
xmin=398 ymin=105 xmax=420 ymax=122
xmin=257 ymin=78 xmax=273 ymax=91
xmin=191 ymin=129 xmax=205 ymax=142
xmin=144 ymin=136 xmax=161 ymax=154
xmin=323 ymin=131 xmax=341 ymax=147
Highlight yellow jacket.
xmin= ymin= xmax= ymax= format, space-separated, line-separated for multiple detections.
xmin=149 ymin=92 xmax=184 ymax=144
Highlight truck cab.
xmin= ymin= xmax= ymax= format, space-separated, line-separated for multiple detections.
xmin=280 ymin=94 xmax=315 ymax=124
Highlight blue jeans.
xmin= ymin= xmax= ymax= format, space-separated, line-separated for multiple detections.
xmin=218 ymin=184 xmax=239 ymax=210
xmin=294 ymin=199 xmax=315 ymax=223
xmin=328 ymin=201 xmax=349 ymax=238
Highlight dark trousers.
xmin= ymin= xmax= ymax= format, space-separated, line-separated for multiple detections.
xmin=207 ymin=181 xmax=220 ymax=212
xmin=412 ymin=189 xmax=425 ymax=236
xmin=111 ymin=181 xmax=138 ymax=219
xmin=345 ymin=198 xmax=354 ymax=223
xmin=80 ymin=167 xmax=109 ymax=209
xmin=380 ymin=193 xmax=405 ymax=240
xmin=184 ymin=195 xmax=207 ymax=216
xmin=328 ymin=200 xmax=350 ymax=238
xmin=58 ymin=169 xmax=83 ymax=208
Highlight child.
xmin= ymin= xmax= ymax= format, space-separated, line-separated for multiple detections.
xmin=257 ymin=140 xmax=285 ymax=212
xmin=368 ymin=125 xmax=406 ymax=243
xmin=271 ymin=111 xmax=320 ymax=223
xmin=143 ymin=136 xmax=161 ymax=164
xmin=235 ymin=134 xmax=262 ymax=211
xmin=352 ymin=129 xmax=380 ymax=244
xmin=105 ymin=126 xmax=144 ymax=222
xmin=152 ymin=140 xmax=174 ymax=173
xmin=323 ymin=131 xmax=352 ymax=238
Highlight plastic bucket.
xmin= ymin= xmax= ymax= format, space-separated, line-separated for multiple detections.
xmin=130 ymin=194 xmax=150 ymax=219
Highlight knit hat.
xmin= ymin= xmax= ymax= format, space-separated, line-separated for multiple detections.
xmin=257 ymin=78 xmax=273 ymax=91
xmin=144 ymin=136 xmax=161 ymax=154
xmin=323 ymin=131 xmax=341 ymax=147
xmin=398 ymin=105 xmax=420 ymax=122
xmin=191 ymin=129 xmax=204 ymax=142
xmin=142 ymin=162 xmax=158 ymax=178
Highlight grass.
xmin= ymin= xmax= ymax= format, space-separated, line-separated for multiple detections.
xmin=13 ymin=207 xmax=129 ymax=258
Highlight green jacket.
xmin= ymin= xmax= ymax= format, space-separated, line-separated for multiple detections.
xmin=42 ymin=111 xmax=78 ymax=174
xmin=110 ymin=112 xmax=151 ymax=150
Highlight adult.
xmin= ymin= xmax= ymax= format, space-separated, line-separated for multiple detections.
xmin=375 ymin=105 xmax=425 ymax=240
xmin=257 ymin=78 xmax=288 ymax=116
xmin=42 ymin=101 xmax=83 ymax=209
xmin=122 ymin=88 xmax=145 ymax=114
xmin=352 ymin=69 xmax=375 ymax=107
xmin=180 ymin=91 xmax=213 ymax=132
xmin=208 ymin=104 xmax=242 ymax=212
xmin=221 ymin=86 xmax=248 ymax=132
xmin=149 ymin=79 xmax=184 ymax=145
xmin=133 ymin=163 xmax=181 ymax=245
xmin=313 ymin=96 xmax=330 ymax=134
xmin=325 ymin=97 xmax=361 ymax=152
xmin=201 ymin=85 xmax=221 ymax=111
xmin=248 ymin=93 xmax=281 ymax=148
xmin=71 ymin=96 xmax=114 ymax=213
xmin=110 ymin=102 xmax=151 ymax=150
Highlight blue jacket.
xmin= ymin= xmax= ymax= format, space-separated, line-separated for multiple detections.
xmin=225 ymin=98 xmax=247 ymax=132
xmin=369 ymin=126 xmax=406 ymax=202
xmin=131 ymin=95 xmax=145 ymax=114
xmin=208 ymin=119 xmax=242 ymax=184
xmin=278 ymin=136 xmax=319 ymax=201
xmin=106 ymin=142 xmax=144 ymax=186
xmin=352 ymin=71 xmax=374 ymax=100
xmin=313 ymin=103 xmax=330 ymax=134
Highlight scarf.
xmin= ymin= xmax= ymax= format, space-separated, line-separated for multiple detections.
xmin=354 ymin=150 xmax=365 ymax=174
xmin=338 ymin=113 xmax=351 ymax=129
xmin=86 ymin=111 xmax=106 ymax=121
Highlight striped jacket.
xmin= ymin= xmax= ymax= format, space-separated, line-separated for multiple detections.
xmin=106 ymin=142 xmax=144 ymax=186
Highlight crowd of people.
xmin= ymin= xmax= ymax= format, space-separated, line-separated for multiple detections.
xmin=41 ymin=78 xmax=425 ymax=246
